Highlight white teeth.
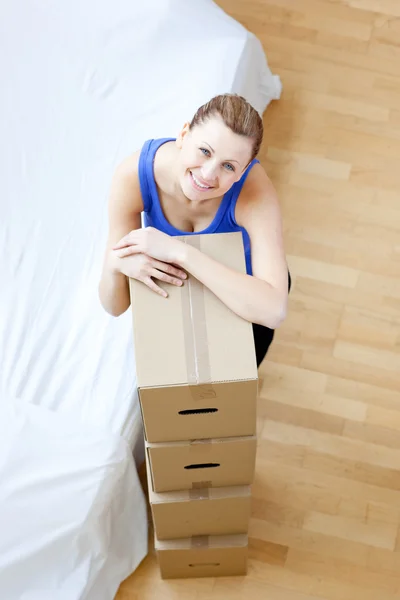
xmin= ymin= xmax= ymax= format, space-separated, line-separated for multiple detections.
xmin=191 ymin=171 xmax=210 ymax=189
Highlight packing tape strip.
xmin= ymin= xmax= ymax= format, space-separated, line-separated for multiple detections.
xmin=181 ymin=236 xmax=214 ymax=399
xmin=188 ymin=383 xmax=217 ymax=401
xmin=190 ymin=484 xmax=211 ymax=499
xmin=189 ymin=438 xmax=213 ymax=454
xmin=191 ymin=535 xmax=209 ymax=548
xmin=189 ymin=481 xmax=211 ymax=500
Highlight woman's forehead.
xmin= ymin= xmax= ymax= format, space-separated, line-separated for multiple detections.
xmin=190 ymin=119 xmax=253 ymax=162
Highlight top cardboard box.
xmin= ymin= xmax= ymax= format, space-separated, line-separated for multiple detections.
xmin=129 ymin=232 xmax=258 ymax=443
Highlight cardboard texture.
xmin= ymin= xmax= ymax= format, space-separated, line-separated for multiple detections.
xmin=129 ymin=231 xmax=258 ymax=443
xmin=146 ymin=435 xmax=257 ymax=493
xmin=146 ymin=452 xmax=251 ymax=540
xmin=155 ymin=533 xmax=248 ymax=579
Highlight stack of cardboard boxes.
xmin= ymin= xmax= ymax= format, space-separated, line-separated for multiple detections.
xmin=130 ymin=232 xmax=258 ymax=579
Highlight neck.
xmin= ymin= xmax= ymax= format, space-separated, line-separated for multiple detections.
xmin=156 ymin=143 xmax=187 ymax=203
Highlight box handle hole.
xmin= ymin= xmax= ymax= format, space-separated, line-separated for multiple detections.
xmin=189 ymin=563 xmax=220 ymax=567
xmin=184 ymin=462 xmax=220 ymax=470
xmin=179 ymin=408 xmax=218 ymax=415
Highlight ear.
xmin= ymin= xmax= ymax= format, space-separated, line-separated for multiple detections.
xmin=175 ymin=122 xmax=190 ymax=149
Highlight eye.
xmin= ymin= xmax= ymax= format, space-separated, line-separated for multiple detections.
xmin=200 ymin=147 xmax=210 ymax=157
xmin=224 ymin=163 xmax=235 ymax=172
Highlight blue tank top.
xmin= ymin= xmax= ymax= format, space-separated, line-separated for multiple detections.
xmin=138 ymin=138 xmax=259 ymax=275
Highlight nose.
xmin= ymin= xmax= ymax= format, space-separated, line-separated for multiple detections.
xmin=201 ymin=160 xmax=218 ymax=183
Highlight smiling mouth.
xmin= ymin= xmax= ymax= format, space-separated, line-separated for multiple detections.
xmin=190 ymin=171 xmax=213 ymax=190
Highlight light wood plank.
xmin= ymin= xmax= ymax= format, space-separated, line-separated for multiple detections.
xmin=302 ymin=512 xmax=397 ymax=550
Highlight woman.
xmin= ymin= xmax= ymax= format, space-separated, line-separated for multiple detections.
xmin=99 ymin=94 xmax=290 ymax=367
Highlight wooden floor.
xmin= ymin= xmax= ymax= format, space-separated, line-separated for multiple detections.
xmin=117 ymin=1 xmax=400 ymax=598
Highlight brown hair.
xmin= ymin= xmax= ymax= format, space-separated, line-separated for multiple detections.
xmin=189 ymin=94 xmax=263 ymax=162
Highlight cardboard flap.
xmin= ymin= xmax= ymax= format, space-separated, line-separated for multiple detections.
xmin=150 ymin=483 xmax=251 ymax=505
xmin=155 ymin=533 xmax=248 ymax=551
xmin=145 ymin=435 xmax=256 ymax=449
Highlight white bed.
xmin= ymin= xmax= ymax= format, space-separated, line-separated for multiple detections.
xmin=0 ymin=1 xmax=281 ymax=598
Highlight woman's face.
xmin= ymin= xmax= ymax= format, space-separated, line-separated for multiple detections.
xmin=176 ymin=116 xmax=254 ymax=202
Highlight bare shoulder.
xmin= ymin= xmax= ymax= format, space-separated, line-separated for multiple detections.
xmin=109 ymin=150 xmax=143 ymax=212
xmin=107 ymin=150 xmax=144 ymax=244
xmin=235 ymin=162 xmax=281 ymax=226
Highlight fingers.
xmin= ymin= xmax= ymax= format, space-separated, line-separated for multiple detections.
xmin=143 ymin=276 xmax=168 ymax=298
xmin=150 ymin=268 xmax=184 ymax=287
xmin=113 ymin=229 xmax=139 ymax=250
xmin=113 ymin=238 xmax=130 ymax=250
xmin=114 ymin=245 xmax=141 ymax=258
xmin=151 ymin=259 xmax=187 ymax=280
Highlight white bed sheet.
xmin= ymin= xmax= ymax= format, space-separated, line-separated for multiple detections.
xmin=0 ymin=1 xmax=281 ymax=598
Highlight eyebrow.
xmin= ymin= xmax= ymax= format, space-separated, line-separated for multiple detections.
xmin=202 ymin=141 xmax=240 ymax=164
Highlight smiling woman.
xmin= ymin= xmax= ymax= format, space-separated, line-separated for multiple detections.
xmin=99 ymin=94 xmax=290 ymax=367
xmin=177 ymin=94 xmax=262 ymax=201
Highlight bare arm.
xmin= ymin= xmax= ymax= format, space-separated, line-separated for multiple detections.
xmin=98 ymin=153 xmax=143 ymax=316
xmin=177 ymin=164 xmax=288 ymax=328
xmin=99 ymin=153 xmax=187 ymax=316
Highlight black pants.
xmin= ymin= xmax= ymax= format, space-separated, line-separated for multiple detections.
xmin=253 ymin=271 xmax=292 ymax=367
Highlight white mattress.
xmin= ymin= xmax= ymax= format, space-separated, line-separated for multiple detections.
xmin=0 ymin=1 xmax=281 ymax=598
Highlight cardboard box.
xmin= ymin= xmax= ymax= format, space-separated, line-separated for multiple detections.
xmin=146 ymin=435 xmax=257 ymax=493
xmin=146 ymin=452 xmax=251 ymax=540
xmin=129 ymin=232 xmax=258 ymax=443
xmin=155 ymin=533 xmax=248 ymax=579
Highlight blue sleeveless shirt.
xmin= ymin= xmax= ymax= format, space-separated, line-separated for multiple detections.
xmin=138 ymin=138 xmax=258 ymax=275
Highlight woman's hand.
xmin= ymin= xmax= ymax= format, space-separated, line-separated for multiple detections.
xmin=112 ymin=251 xmax=187 ymax=298
xmin=113 ymin=227 xmax=185 ymax=265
